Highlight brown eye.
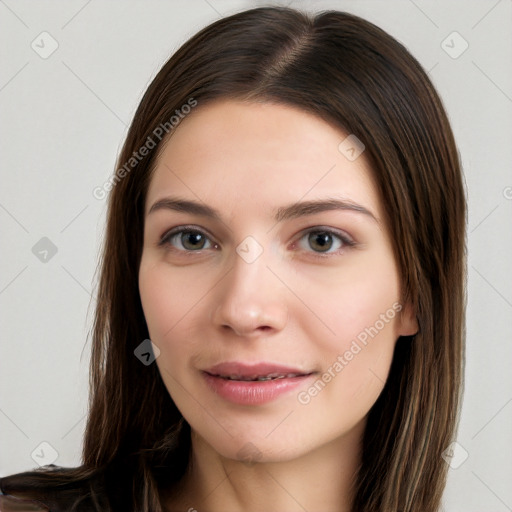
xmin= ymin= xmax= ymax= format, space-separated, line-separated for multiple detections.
xmin=308 ymin=231 xmax=334 ymax=252
xmin=297 ymin=228 xmax=355 ymax=255
xmin=159 ymin=227 xmax=215 ymax=252
xmin=180 ymin=231 xmax=208 ymax=250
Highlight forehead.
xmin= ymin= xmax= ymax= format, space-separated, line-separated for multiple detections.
xmin=146 ymin=99 xmax=382 ymax=223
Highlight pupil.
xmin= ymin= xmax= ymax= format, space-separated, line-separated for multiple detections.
xmin=182 ymin=231 xmax=205 ymax=250
xmin=309 ymin=232 xmax=332 ymax=252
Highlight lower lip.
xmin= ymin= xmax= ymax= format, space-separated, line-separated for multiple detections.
xmin=202 ymin=372 xmax=314 ymax=405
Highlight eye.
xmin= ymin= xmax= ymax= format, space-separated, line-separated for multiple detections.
xmin=296 ymin=228 xmax=355 ymax=255
xmin=159 ymin=226 xmax=216 ymax=252
xmin=158 ymin=225 xmax=355 ymax=256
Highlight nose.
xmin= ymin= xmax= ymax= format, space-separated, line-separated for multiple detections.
xmin=211 ymin=250 xmax=288 ymax=337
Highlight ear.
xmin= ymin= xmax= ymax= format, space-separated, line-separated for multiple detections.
xmin=397 ymin=302 xmax=418 ymax=337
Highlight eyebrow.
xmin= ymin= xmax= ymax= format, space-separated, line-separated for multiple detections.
xmin=147 ymin=196 xmax=378 ymax=224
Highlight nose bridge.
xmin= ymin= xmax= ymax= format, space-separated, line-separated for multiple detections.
xmin=211 ymin=238 xmax=288 ymax=335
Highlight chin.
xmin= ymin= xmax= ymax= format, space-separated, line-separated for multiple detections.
xmin=200 ymin=430 xmax=312 ymax=465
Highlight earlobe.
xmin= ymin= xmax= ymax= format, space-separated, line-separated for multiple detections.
xmin=398 ymin=302 xmax=419 ymax=337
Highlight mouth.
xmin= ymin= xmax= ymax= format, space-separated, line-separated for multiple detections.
xmin=208 ymin=372 xmax=309 ymax=382
xmin=204 ymin=361 xmax=314 ymax=380
xmin=201 ymin=361 xmax=316 ymax=405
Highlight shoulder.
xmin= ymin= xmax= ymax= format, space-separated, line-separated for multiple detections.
xmin=0 ymin=492 xmax=49 ymax=511
xmin=0 ymin=465 xmax=108 ymax=512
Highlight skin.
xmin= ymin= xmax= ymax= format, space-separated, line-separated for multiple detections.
xmin=138 ymin=99 xmax=418 ymax=512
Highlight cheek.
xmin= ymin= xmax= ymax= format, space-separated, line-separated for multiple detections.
xmin=138 ymin=259 xmax=214 ymax=384
xmin=139 ymin=260 xmax=206 ymax=338
xmin=293 ymin=256 xmax=401 ymax=403
xmin=335 ymin=278 xmax=400 ymax=345
xmin=294 ymin=254 xmax=401 ymax=351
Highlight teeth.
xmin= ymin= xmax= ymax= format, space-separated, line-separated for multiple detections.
xmin=220 ymin=373 xmax=302 ymax=381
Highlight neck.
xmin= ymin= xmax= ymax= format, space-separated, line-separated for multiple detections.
xmin=165 ymin=422 xmax=364 ymax=512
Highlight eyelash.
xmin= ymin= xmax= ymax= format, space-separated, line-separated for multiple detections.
xmin=157 ymin=224 xmax=356 ymax=259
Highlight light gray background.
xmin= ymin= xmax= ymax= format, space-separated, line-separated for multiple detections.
xmin=1 ymin=1 xmax=511 ymax=510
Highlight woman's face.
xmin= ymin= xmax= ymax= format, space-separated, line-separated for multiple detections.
xmin=139 ymin=99 xmax=417 ymax=462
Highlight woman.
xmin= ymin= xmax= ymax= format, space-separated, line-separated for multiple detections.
xmin=0 ymin=6 xmax=466 ymax=512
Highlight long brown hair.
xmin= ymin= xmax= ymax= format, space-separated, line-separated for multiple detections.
xmin=0 ymin=6 xmax=466 ymax=511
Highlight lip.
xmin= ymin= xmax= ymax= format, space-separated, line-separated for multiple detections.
xmin=202 ymin=361 xmax=316 ymax=405
xmin=205 ymin=361 xmax=311 ymax=379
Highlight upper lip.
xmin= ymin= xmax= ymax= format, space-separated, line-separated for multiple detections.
xmin=204 ymin=361 xmax=314 ymax=379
